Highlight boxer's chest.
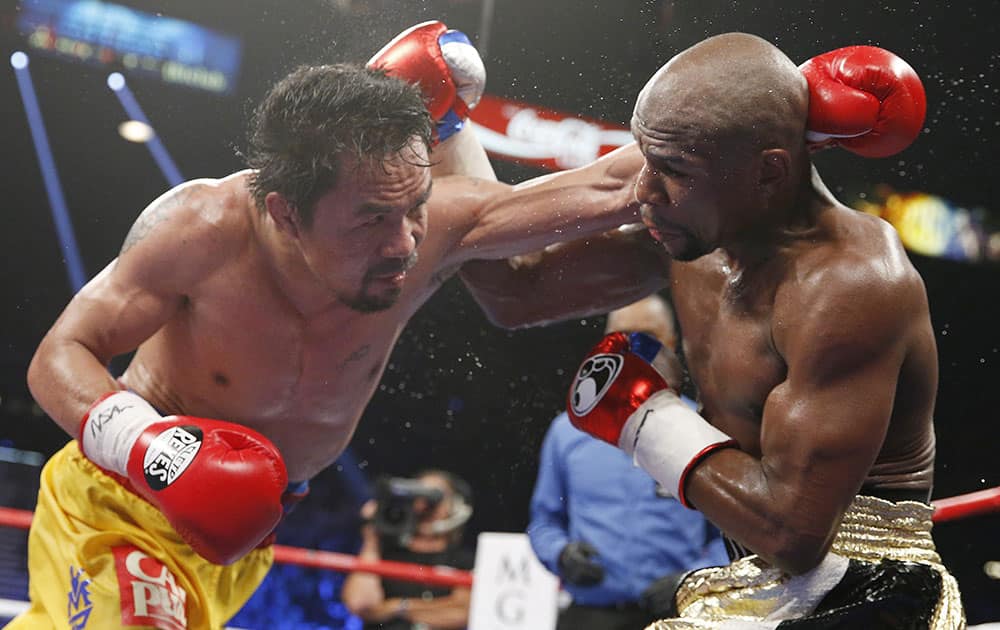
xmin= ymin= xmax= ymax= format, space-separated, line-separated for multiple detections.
xmin=670 ymin=256 xmax=787 ymax=453
xmin=151 ymin=258 xmax=434 ymax=427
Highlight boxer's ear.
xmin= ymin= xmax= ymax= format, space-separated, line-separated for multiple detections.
xmin=265 ymin=191 xmax=301 ymax=239
xmin=758 ymin=148 xmax=791 ymax=198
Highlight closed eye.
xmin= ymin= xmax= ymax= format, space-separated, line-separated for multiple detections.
xmin=361 ymin=214 xmax=386 ymax=228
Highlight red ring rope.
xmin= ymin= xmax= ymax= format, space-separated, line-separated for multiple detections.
xmin=928 ymin=485 xmax=1000 ymax=523
xmin=1 ymin=485 xmax=997 ymax=588
xmin=0 ymin=506 xmax=472 ymax=587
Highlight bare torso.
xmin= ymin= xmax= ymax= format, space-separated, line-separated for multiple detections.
xmin=671 ymin=206 xmax=937 ymax=494
xmin=122 ymin=174 xmax=458 ymax=481
xmin=28 ymin=141 xmax=640 ymax=484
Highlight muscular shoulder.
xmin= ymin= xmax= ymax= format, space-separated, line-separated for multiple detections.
xmin=775 ymin=210 xmax=927 ymax=367
xmin=117 ymin=173 xmax=253 ymax=289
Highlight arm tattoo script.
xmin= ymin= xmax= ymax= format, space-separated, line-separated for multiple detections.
xmin=340 ymin=344 xmax=371 ymax=368
xmin=120 ymin=187 xmax=194 ymax=256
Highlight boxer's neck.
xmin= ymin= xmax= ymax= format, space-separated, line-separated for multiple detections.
xmin=251 ymin=193 xmax=344 ymax=319
xmin=721 ymin=166 xmax=830 ymax=272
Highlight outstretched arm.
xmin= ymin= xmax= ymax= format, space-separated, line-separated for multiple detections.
xmin=459 ymin=224 xmax=671 ymax=328
xmin=431 ymin=142 xmax=644 ymax=270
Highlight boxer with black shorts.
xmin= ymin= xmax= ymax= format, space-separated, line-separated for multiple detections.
xmin=460 ymin=33 xmax=964 ymax=628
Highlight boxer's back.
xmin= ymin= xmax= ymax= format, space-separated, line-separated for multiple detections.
xmin=671 ymin=204 xmax=937 ymax=494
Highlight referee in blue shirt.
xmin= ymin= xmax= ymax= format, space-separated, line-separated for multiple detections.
xmin=528 ymin=295 xmax=728 ymax=629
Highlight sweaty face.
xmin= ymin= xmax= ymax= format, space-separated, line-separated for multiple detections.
xmin=631 ymin=114 xmax=718 ymax=261
xmin=300 ymin=141 xmax=431 ymax=312
xmin=630 ymin=83 xmax=753 ymax=261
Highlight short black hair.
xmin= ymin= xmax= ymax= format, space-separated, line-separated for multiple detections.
xmin=245 ymin=63 xmax=433 ymax=226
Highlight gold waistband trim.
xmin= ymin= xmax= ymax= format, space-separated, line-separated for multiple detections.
xmin=654 ymin=495 xmax=965 ymax=630
xmin=828 ymin=494 xmax=942 ymax=566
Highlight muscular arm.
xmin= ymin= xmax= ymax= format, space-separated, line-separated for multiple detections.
xmin=26 ymin=182 xmax=230 ymax=435
xmin=459 ymin=224 xmax=671 ymax=328
xmin=684 ymin=259 xmax=924 ymax=574
xmin=429 ymin=124 xmax=497 ymax=181
xmin=432 ymin=142 xmax=644 ymax=269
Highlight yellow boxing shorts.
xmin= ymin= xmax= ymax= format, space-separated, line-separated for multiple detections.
xmin=5 ymin=441 xmax=273 ymax=630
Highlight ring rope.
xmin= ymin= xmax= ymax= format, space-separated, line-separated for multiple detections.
xmin=1 ymin=485 xmax=997 ymax=588
xmin=0 ymin=506 xmax=472 ymax=587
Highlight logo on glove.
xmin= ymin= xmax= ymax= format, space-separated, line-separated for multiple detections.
xmin=142 ymin=426 xmax=203 ymax=491
xmin=570 ymin=353 xmax=624 ymax=416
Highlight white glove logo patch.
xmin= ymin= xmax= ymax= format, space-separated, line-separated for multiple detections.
xmin=570 ymin=353 xmax=623 ymax=416
xmin=143 ymin=426 xmax=203 ymax=491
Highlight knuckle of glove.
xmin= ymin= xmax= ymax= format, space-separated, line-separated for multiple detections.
xmin=801 ymin=45 xmax=926 ymax=158
xmin=368 ymin=21 xmax=455 ymax=121
xmin=567 ymin=331 xmax=670 ymax=445
xmin=131 ymin=418 xmax=287 ymax=565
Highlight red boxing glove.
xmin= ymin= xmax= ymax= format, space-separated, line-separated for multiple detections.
xmin=567 ymin=333 xmax=736 ymax=506
xmin=81 ymin=392 xmax=287 ymax=565
xmin=800 ymin=45 xmax=927 ymax=158
xmin=567 ymin=331 xmax=671 ymax=445
xmin=368 ymin=21 xmax=486 ymax=143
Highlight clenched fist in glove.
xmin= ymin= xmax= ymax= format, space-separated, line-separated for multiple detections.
xmin=80 ymin=391 xmax=288 ymax=565
xmin=368 ymin=21 xmax=486 ymax=144
xmin=567 ymin=332 xmax=737 ymax=507
xmin=800 ymin=45 xmax=926 ymax=157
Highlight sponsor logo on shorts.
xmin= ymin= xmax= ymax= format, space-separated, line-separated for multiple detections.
xmin=569 ymin=353 xmax=624 ymax=416
xmin=142 ymin=425 xmax=203 ymax=490
xmin=112 ymin=546 xmax=187 ymax=630
xmin=67 ymin=565 xmax=93 ymax=629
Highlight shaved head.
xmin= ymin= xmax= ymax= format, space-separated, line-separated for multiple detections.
xmin=633 ymin=33 xmax=809 ymax=159
xmin=629 ymin=33 xmax=814 ymax=261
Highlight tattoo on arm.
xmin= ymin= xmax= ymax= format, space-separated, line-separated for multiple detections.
xmin=341 ymin=344 xmax=371 ymax=368
xmin=120 ymin=187 xmax=193 ymax=255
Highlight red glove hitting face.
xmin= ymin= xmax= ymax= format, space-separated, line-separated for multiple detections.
xmin=800 ymin=45 xmax=927 ymax=158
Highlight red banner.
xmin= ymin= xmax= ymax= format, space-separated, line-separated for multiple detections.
xmin=469 ymin=94 xmax=632 ymax=171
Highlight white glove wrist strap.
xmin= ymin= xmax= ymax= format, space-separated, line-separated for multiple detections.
xmin=80 ymin=391 xmax=162 ymax=475
xmin=617 ymin=390 xmax=735 ymax=505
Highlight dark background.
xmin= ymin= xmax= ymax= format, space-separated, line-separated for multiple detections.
xmin=1 ymin=0 xmax=998 ymax=624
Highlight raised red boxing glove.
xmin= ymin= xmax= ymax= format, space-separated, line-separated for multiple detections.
xmin=368 ymin=21 xmax=486 ymax=143
xmin=80 ymin=391 xmax=287 ymax=565
xmin=567 ymin=332 xmax=736 ymax=506
xmin=800 ymin=45 xmax=927 ymax=158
